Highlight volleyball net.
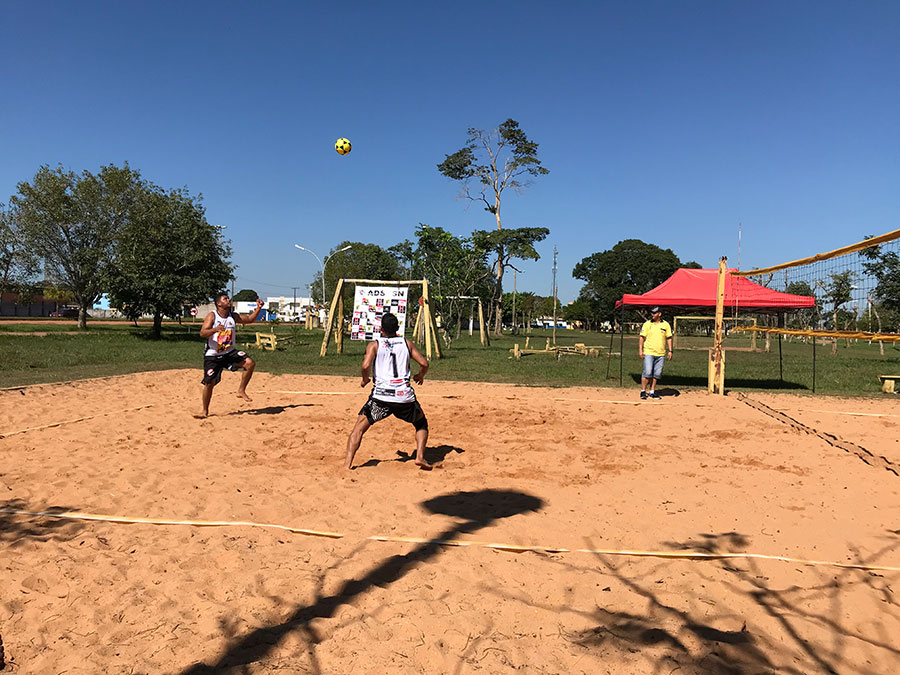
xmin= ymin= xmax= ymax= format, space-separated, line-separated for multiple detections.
xmin=730 ymin=228 xmax=900 ymax=343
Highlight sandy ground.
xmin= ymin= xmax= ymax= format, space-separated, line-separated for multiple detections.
xmin=1 ymin=370 xmax=899 ymax=674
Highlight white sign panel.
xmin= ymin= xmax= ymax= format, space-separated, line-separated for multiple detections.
xmin=351 ymin=286 xmax=408 ymax=340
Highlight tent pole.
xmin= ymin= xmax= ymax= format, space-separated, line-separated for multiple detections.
xmin=606 ymin=318 xmax=615 ymax=379
xmin=812 ymin=334 xmax=816 ymax=393
xmin=619 ymin=305 xmax=624 ymax=387
xmin=777 ymin=311 xmax=783 ymax=383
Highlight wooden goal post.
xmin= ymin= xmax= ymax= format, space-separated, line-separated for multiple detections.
xmin=319 ymin=279 xmax=443 ymax=359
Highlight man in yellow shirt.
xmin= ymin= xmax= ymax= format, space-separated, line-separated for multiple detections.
xmin=638 ymin=306 xmax=673 ymax=400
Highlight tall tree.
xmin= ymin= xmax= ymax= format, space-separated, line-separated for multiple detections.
xmin=412 ymin=224 xmax=492 ymax=341
xmin=438 ymin=118 xmax=549 ymax=334
xmin=106 ymin=184 xmax=233 ymax=338
xmin=311 ymin=241 xmax=402 ymax=315
xmin=13 ymin=164 xmax=140 ymax=328
xmin=0 ymin=202 xmax=39 ymax=303
xmin=573 ymin=239 xmax=686 ymax=323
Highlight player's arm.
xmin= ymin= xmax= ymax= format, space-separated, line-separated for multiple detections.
xmin=360 ymin=341 xmax=378 ymax=387
xmin=666 ymin=333 xmax=673 ymax=360
xmin=407 ymin=339 xmax=429 ymax=384
xmin=236 ymin=299 xmax=265 ymax=324
xmin=638 ymin=334 xmax=645 ymax=358
xmin=199 ymin=312 xmax=218 ymax=338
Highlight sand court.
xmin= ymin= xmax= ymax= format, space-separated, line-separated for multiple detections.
xmin=2 ymin=370 xmax=900 ymax=673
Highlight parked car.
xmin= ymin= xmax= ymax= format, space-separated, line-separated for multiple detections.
xmin=49 ymin=308 xmax=81 ymax=318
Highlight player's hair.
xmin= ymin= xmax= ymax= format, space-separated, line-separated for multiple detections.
xmin=381 ymin=312 xmax=399 ymax=335
xmin=215 ymin=291 xmax=229 ymax=303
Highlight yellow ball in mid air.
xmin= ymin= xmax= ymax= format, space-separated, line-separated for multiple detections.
xmin=335 ymin=138 xmax=352 ymax=155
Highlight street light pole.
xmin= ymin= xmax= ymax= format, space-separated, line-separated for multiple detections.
xmin=295 ymin=244 xmax=353 ymax=304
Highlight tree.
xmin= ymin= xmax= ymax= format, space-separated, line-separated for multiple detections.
xmin=823 ymin=270 xmax=856 ymax=354
xmin=311 ymin=241 xmax=402 ymax=315
xmin=563 ymin=298 xmax=603 ymax=331
xmin=861 ymin=242 xmax=900 ymax=315
xmin=784 ymin=280 xmax=819 ymax=329
xmin=572 ymin=240 xmax=685 ymax=323
xmin=232 ymin=289 xmax=259 ymax=302
xmin=438 ymin=119 xmax=549 ymax=334
xmin=471 ymin=226 xmax=549 ymax=331
xmin=13 ymin=164 xmax=141 ymax=328
xmin=0 ymin=202 xmax=39 ymax=304
xmin=106 ymin=183 xmax=233 ymax=338
xmin=411 ymin=225 xmax=492 ymax=341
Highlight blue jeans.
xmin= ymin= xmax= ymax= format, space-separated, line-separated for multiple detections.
xmin=642 ymin=354 xmax=665 ymax=381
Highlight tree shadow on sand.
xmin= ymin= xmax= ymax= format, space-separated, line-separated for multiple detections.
xmin=482 ymin=530 xmax=900 ymax=674
xmin=182 ymin=488 xmax=543 ymax=674
xmin=358 ymin=444 xmax=465 ymax=468
xmin=0 ymin=498 xmax=85 ymax=546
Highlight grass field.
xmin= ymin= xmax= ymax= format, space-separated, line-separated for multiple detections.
xmin=3 ymin=319 xmax=899 ymax=395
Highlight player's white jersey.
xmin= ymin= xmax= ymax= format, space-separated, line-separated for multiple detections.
xmin=372 ymin=336 xmax=415 ymax=403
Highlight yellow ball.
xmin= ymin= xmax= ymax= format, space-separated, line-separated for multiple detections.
xmin=335 ymin=138 xmax=352 ymax=155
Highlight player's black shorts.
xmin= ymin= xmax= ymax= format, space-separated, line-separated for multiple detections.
xmin=202 ymin=350 xmax=248 ymax=385
xmin=359 ymin=395 xmax=428 ymax=431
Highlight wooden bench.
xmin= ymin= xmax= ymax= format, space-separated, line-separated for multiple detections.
xmin=254 ymin=332 xmax=278 ymax=351
xmin=879 ymin=375 xmax=900 ymax=394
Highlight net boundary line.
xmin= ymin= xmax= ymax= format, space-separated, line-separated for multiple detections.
xmin=2 ymin=508 xmax=897 ymax=573
xmin=732 ymin=227 xmax=900 ymax=277
xmin=736 ymin=393 xmax=899 ymax=476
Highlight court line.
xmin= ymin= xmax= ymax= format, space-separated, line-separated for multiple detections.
xmin=2 ymin=508 xmax=897 ymax=573
xmin=0 ymin=405 xmax=154 ymax=439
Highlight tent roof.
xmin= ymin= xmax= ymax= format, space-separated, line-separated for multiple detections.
xmin=616 ymin=268 xmax=815 ymax=310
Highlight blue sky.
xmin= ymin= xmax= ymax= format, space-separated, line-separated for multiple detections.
xmin=1 ymin=1 xmax=897 ymax=303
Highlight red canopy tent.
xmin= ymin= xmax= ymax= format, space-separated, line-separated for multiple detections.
xmin=615 ymin=268 xmax=815 ymax=310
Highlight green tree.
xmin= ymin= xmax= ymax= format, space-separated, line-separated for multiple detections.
xmin=13 ymin=164 xmax=141 ymax=328
xmin=563 ymin=297 xmax=603 ymax=331
xmin=106 ymin=183 xmax=233 ymax=338
xmin=861 ymin=242 xmax=900 ymax=315
xmin=232 ymin=289 xmax=259 ymax=302
xmin=572 ymin=239 xmax=685 ymax=322
xmin=784 ymin=280 xmax=819 ymax=329
xmin=471 ymin=226 xmax=549 ymax=332
xmin=412 ymin=225 xmax=492 ymax=341
xmin=438 ymin=119 xmax=550 ymax=334
xmin=311 ymin=241 xmax=402 ymax=315
xmin=0 ymin=202 xmax=39 ymax=303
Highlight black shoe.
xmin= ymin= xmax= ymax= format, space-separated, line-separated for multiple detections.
xmin=640 ymin=391 xmax=648 ymax=400
xmin=648 ymin=392 xmax=661 ymax=399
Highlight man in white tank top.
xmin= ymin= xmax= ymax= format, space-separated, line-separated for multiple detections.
xmin=345 ymin=312 xmax=432 ymax=470
xmin=195 ymin=292 xmax=264 ymax=418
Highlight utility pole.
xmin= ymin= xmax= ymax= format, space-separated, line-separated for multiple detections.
xmin=292 ymin=287 xmax=298 ymax=321
xmin=551 ymin=246 xmax=558 ymax=345
xmin=512 ymin=269 xmax=517 ymax=335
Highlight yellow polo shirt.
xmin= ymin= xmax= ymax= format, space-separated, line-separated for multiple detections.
xmin=640 ymin=320 xmax=672 ymax=356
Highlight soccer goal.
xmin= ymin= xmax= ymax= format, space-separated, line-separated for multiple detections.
xmin=319 ymin=278 xmax=443 ymax=359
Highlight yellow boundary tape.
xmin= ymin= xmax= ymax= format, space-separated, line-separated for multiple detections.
xmin=1 ymin=508 xmax=897 ymax=573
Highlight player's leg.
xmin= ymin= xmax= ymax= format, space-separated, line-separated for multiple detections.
xmin=235 ymin=353 xmax=255 ymax=401
xmin=196 ymin=358 xmax=222 ymax=418
xmin=197 ymin=383 xmax=215 ymax=418
xmin=411 ymin=405 xmax=432 ymax=470
xmin=345 ymin=414 xmax=372 ymax=469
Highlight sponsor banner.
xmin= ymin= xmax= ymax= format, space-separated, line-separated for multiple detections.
xmin=351 ymin=286 xmax=408 ymax=340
